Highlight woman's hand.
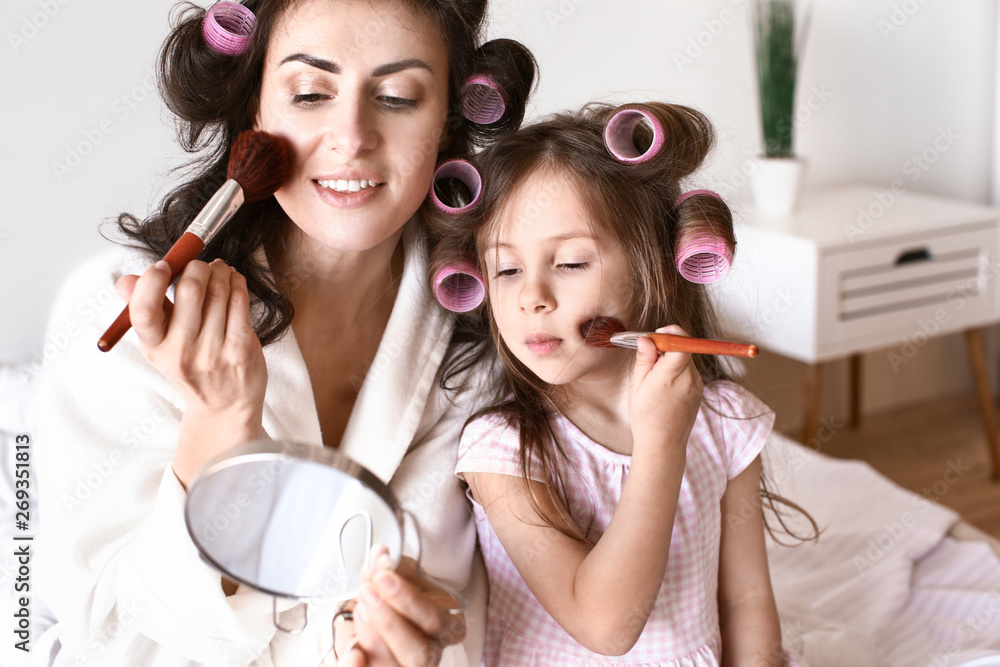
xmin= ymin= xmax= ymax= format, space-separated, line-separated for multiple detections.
xmin=629 ymin=325 xmax=703 ymax=456
xmin=115 ymin=258 xmax=268 ymax=487
xmin=339 ymin=546 xmax=466 ymax=667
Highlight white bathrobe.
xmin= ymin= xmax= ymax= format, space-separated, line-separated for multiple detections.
xmin=31 ymin=224 xmax=487 ymax=666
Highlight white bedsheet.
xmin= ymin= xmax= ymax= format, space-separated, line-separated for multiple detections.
xmin=765 ymin=434 xmax=1000 ymax=666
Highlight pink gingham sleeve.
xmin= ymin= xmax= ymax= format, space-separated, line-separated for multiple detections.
xmin=703 ymin=381 xmax=775 ymax=480
xmin=456 ymin=413 xmax=545 ymax=483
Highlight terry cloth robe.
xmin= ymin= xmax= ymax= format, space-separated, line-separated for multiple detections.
xmin=31 ymin=223 xmax=487 ymax=666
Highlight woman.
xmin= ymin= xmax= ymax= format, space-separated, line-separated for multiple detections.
xmin=33 ymin=0 xmax=534 ymax=664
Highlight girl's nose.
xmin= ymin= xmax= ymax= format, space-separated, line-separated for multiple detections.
xmin=518 ymin=275 xmax=555 ymax=313
xmin=325 ymin=94 xmax=377 ymax=157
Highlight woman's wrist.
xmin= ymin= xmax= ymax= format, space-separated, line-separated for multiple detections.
xmin=174 ymin=404 xmax=264 ymax=488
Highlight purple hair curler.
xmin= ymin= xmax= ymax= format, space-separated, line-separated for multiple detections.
xmin=433 ymin=262 xmax=486 ymax=312
xmin=603 ymin=106 xmax=666 ymax=164
xmin=675 ymin=234 xmax=733 ymax=284
xmin=202 ymin=1 xmax=256 ymax=57
xmin=460 ymin=75 xmax=507 ymax=125
xmin=429 ymin=160 xmax=483 ymax=214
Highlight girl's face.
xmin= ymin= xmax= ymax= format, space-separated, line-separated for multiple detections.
xmin=483 ymin=169 xmax=636 ymax=386
xmin=256 ymin=0 xmax=451 ymax=253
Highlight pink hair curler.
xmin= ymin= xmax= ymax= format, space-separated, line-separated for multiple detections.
xmin=603 ymin=106 xmax=666 ymax=164
xmin=202 ymin=1 xmax=256 ymax=57
xmin=460 ymin=75 xmax=507 ymax=125
xmin=429 ymin=160 xmax=483 ymax=214
xmin=676 ymin=189 xmax=722 ymax=206
xmin=433 ymin=262 xmax=485 ymax=312
xmin=675 ymin=234 xmax=733 ymax=284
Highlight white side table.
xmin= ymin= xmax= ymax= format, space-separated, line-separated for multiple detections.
xmin=710 ymin=183 xmax=1000 ymax=478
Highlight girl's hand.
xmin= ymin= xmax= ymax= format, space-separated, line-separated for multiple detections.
xmin=342 ymin=546 xmax=466 ymax=666
xmin=115 ymin=259 xmax=267 ymax=487
xmin=629 ymin=325 xmax=704 ymax=454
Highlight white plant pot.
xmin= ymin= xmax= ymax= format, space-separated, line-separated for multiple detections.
xmin=750 ymin=156 xmax=806 ymax=218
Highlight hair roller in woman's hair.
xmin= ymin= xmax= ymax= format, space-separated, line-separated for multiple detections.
xmin=461 ymin=75 xmax=507 ymax=125
xmin=429 ymin=159 xmax=483 ymax=214
xmin=433 ymin=262 xmax=486 ymax=312
xmin=603 ymin=105 xmax=665 ymax=164
xmin=674 ymin=190 xmax=733 ymax=284
xmin=202 ymin=1 xmax=256 ymax=56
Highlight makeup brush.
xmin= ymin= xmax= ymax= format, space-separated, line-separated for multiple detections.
xmin=97 ymin=130 xmax=290 ymax=352
xmin=581 ymin=316 xmax=758 ymax=358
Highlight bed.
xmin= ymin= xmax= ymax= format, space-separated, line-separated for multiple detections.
xmin=3 ymin=361 xmax=1000 ymax=666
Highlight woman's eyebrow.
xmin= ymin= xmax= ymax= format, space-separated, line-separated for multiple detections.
xmin=372 ymin=58 xmax=435 ymax=76
xmin=278 ymin=54 xmax=434 ymax=76
xmin=280 ymin=53 xmax=339 ymax=73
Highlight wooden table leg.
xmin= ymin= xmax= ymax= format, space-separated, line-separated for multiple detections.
xmin=802 ymin=362 xmax=823 ymax=448
xmin=964 ymin=328 xmax=1000 ymax=480
xmin=849 ymin=353 xmax=862 ymax=429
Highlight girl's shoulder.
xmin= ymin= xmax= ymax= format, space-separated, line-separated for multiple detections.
xmin=694 ymin=380 xmax=775 ymax=481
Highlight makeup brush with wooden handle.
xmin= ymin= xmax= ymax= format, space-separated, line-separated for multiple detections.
xmin=97 ymin=130 xmax=290 ymax=352
xmin=581 ymin=316 xmax=758 ymax=358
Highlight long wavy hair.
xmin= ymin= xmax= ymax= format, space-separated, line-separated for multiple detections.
xmin=430 ymin=102 xmax=819 ymax=544
xmin=111 ymin=0 xmax=536 ymax=346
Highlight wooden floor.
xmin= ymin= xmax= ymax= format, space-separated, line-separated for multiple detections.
xmin=779 ymin=393 xmax=1000 ymax=540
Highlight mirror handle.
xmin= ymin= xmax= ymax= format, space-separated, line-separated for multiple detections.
xmin=274 ymin=598 xmax=309 ymax=634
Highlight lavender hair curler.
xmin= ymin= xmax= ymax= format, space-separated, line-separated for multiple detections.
xmin=429 ymin=160 xmax=483 ymax=214
xmin=603 ymin=106 xmax=666 ymax=164
xmin=674 ymin=189 xmax=732 ymax=284
xmin=433 ymin=262 xmax=486 ymax=312
xmin=202 ymin=1 xmax=256 ymax=57
xmin=460 ymin=75 xmax=507 ymax=125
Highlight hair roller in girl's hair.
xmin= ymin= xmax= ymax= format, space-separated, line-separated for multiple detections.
xmin=433 ymin=262 xmax=486 ymax=312
xmin=429 ymin=159 xmax=483 ymax=214
xmin=603 ymin=105 xmax=666 ymax=164
xmin=202 ymin=1 xmax=256 ymax=56
xmin=461 ymin=75 xmax=507 ymax=125
xmin=674 ymin=189 xmax=733 ymax=284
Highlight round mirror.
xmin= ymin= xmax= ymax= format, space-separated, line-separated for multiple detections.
xmin=184 ymin=440 xmax=404 ymax=603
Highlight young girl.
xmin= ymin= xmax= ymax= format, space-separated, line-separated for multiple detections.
xmin=429 ymin=102 xmax=802 ymax=665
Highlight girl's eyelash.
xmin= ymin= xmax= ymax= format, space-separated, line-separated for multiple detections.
xmin=559 ymin=262 xmax=589 ymax=271
xmin=495 ymin=268 xmax=520 ymax=278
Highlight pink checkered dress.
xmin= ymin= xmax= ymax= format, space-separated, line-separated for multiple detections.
xmin=455 ymin=381 xmax=775 ymax=666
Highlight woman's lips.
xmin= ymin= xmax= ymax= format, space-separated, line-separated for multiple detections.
xmin=525 ymin=335 xmax=562 ymax=356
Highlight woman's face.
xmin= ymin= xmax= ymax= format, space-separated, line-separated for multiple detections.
xmin=256 ymin=0 xmax=451 ymax=253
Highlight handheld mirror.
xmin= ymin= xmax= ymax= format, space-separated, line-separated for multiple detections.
xmin=184 ymin=439 xmax=408 ymax=632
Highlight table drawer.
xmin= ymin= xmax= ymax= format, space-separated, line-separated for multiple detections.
xmin=818 ymin=224 xmax=999 ymax=355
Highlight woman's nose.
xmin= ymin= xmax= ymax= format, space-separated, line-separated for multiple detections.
xmin=325 ymin=95 xmax=377 ymax=157
xmin=518 ymin=275 xmax=555 ymax=313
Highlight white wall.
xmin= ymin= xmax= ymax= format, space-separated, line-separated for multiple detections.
xmin=2 ymin=0 xmax=998 ymax=421
xmin=1 ymin=0 xmax=185 ymax=364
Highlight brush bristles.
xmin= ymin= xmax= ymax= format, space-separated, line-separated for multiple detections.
xmin=227 ymin=130 xmax=291 ymax=202
xmin=580 ymin=316 xmax=626 ymax=348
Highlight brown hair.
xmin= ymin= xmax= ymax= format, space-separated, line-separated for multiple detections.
xmin=110 ymin=0 xmax=536 ymax=345
xmin=430 ymin=102 xmax=818 ymax=544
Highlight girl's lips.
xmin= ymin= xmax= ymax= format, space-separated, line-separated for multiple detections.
xmin=312 ymin=179 xmax=383 ymax=208
xmin=526 ymin=336 xmax=562 ymax=356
